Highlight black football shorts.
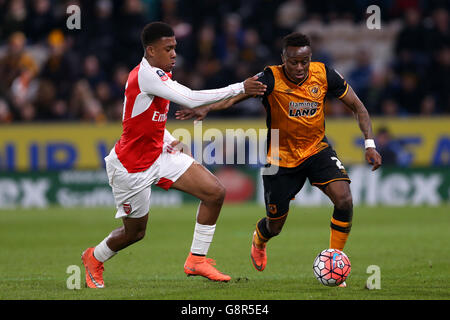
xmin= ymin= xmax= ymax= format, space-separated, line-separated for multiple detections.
xmin=262 ymin=146 xmax=350 ymax=219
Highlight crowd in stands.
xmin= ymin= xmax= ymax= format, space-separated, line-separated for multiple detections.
xmin=0 ymin=0 xmax=448 ymax=123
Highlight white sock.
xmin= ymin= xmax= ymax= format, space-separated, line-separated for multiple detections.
xmin=93 ymin=236 xmax=117 ymax=262
xmin=190 ymin=223 xmax=216 ymax=256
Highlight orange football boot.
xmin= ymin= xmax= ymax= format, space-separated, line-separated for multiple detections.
xmin=184 ymin=252 xmax=231 ymax=282
xmin=81 ymin=247 xmax=105 ymax=288
xmin=250 ymin=231 xmax=267 ymax=271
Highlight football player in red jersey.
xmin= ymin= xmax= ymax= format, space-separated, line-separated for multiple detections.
xmin=81 ymin=22 xmax=267 ymax=287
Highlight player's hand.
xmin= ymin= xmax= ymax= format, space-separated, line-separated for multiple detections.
xmin=243 ymin=75 xmax=266 ymax=96
xmin=166 ymin=140 xmax=192 ymax=156
xmin=365 ymin=148 xmax=382 ymax=171
xmin=175 ymin=106 xmax=209 ymax=121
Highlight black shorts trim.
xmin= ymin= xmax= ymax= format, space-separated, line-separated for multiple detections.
xmin=312 ymin=177 xmax=351 ymax=187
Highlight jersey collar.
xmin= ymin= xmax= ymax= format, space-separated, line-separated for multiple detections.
xmin=141 ymin=57 xmax=173 ymax=78
xmin=282 ymin=65 xmax=309 ymax=87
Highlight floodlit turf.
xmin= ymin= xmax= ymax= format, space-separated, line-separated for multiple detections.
xmin=0 ymin=203 xmax=449 ymax=300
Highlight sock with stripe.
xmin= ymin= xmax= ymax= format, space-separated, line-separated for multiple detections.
xmin=329 ymin=207 xmax=353 ymax=250
xmin=254 ymin=217 xmax=272 ymax=247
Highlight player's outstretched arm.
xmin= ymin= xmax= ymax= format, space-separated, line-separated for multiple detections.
xmin=175 ymin=73 xmax=268 ymax=121
xmin=340 ymin=85 xmax=382 ymax=171
xmin=175 ymin=93 xmax=251 ymax=121
xmin=141 ymin=68 xmax=265 ymax=109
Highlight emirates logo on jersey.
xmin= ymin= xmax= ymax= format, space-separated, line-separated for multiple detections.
xmin=152 ymin=102 xmax=169 ymax=122
xmin=152 ymin=111 xmax=167 ymax=122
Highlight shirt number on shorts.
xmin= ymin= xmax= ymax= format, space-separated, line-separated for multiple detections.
xmin=331 ymin=156 xmax=345 ymax=170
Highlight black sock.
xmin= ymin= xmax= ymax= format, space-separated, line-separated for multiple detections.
xmin=256 ymin=217 xmax=272 ymax=240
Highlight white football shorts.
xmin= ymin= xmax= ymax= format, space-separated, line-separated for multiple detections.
xmin=105 ymin=146 xmax=194 ymax=219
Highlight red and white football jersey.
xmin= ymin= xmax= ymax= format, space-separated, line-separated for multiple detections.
xmin=114 ymin=58 xmax=245 ymax=173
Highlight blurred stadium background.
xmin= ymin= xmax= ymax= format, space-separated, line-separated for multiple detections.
xmin=0 ymin=0 xmax=449 ymax=209
xmin=1 ymin=0 xmax=450 ymax=302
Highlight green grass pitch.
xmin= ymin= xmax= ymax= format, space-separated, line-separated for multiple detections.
xmin=0 ymin=203 xmax=449 ymax=300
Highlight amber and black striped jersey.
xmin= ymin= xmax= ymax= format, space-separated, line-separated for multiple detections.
xmin=256 ymin=62 xmax=349 ymax=168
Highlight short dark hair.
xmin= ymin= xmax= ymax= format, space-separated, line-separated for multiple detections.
xmin=282 ymin=32 xmax=311 ymax=52
xmin=141 ymin=22 xmax=174 ymax=49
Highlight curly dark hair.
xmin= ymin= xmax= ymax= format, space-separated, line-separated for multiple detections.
xmin=141 ymin=22 xmax=175 ymax=49
xmin=282 ymin=32 xmax=311 ymax=52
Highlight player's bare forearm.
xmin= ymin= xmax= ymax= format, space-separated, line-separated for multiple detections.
xmin=208 ymin=93 xmax=249 ymax=111
xmin=355 ymin=105 xmax=374 ymax=140
xmin=219 ymin=93 xmax=252 ymax=109
xmin=341 ymin=86 xmax=373 ymax=139
xmin=341 ymin=86 xmax=382 ymax=170
xmin=175 ymin=93 xmax=250 ymax=121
